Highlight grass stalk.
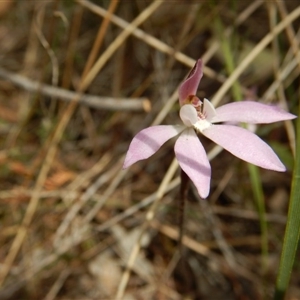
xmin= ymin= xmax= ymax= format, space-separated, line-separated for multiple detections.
xmin=274 ymin=104 xmax=300 ymax=299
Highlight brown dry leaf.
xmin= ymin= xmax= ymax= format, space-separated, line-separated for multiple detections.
xmin=44 ymin=170 xmax=76 ymax=190
xmin=9 ymin=161 xmax=32 ymax=176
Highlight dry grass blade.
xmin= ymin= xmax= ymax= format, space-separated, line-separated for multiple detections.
xmin=81 ymin=0 xmax=119 ymax=79
xmin=96 ymin=177 xmax=180 ymax=232
xmin=212 ymin=5 xmax=300 ymax=106
xmin=0 ymin=102 xmax=77 ymax=287
xmin=276 ymin=0 xmax=300 ymax=70
xmin=35 ymin=2 xmax=59 ymax=99
xmin=202 ymin=0 xmax=263 ymax=62
xmin=78 ymin=0 xmax=164 ymax=91
xmin=43 ymin=268 xmax=70 ymax=300
xmin=53 ymin=153 xmax=113 ymax=248
xmin=263 ymin=56 xmax=300 ymax=102
xmin=116 ymin=158 xmax=179 ymax=299
xmin=77 ymin=0 xmax=225 ymax=82
xmin=0 ymin=0 xmax=122 ymax=287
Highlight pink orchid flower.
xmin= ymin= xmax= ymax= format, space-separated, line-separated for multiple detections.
xmin=123 ymin=59 xmax=296 ymax=199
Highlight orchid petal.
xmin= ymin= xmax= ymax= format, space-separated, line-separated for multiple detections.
xmin=211 ymin=101 xmax=297 ymax=124
xmin=202 ymin=124 xmax=286 ymax=171
xmin=174 ymin=128 xmax=211 ymax=198
xmin=179 ymin=59 xmax=203 ymax=106
xmin=203 ymin=98 xmax=216 ymax=121
xmin=180 ymin=104 xmax=198 ymax=126
xmin=123 ymin=125 xmax=185 ymax=169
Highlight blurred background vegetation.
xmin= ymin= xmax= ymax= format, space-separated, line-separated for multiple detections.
xmin=0 ymin=0 xmax=299 ymax=299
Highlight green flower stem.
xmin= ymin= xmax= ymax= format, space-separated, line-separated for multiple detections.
xmin=274 ymin=104 xmax=300 ymax=299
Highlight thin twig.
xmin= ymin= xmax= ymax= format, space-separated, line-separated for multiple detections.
xmin=96 ymin=177 xmax=180 ymax=232
xmin=35 ymin=2 xmax=59 ymax=103
xmin=0 ymin=68 xmax=150 ymax=112
xmin=150 ymin=220 xmax=259 ymax=284
xmin=202 ymin=0 xmax=263 ymax=62
xmin=76 ymin=0 xmax=226 ymax=83
xmin=78 ymin=0 xmax=164 ymax=91
xmin=53 ymin=154 xmax=114 ymax=249
xmin=263 ymin=56 xmax=300 ymax=102
xmin=78 ymin=0 xmax=120 ymax=152
xmin=81 ymin=0 xmax=119 ymax=80
xmin=0 ymin=0 xmax=150 ymax=287
xmin=274 ymin=0 xmax=298 ymax=157
xmin=115 ymin=158 xmax=179 ymax=299
xmin=43 ymin=268 xmax=70 ymax=300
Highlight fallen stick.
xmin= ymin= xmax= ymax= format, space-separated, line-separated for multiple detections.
xmin=0 ymin=68 xmax=151 ymax=112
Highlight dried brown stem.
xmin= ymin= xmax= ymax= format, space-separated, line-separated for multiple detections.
xmin=0 ymin=68 xmax=150 ymax=112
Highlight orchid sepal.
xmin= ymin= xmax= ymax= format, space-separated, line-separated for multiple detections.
xmin=212 ymin=100 xmax=296 ymax=124
xmin=123 ymin=125 xmax=185 ymax=169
